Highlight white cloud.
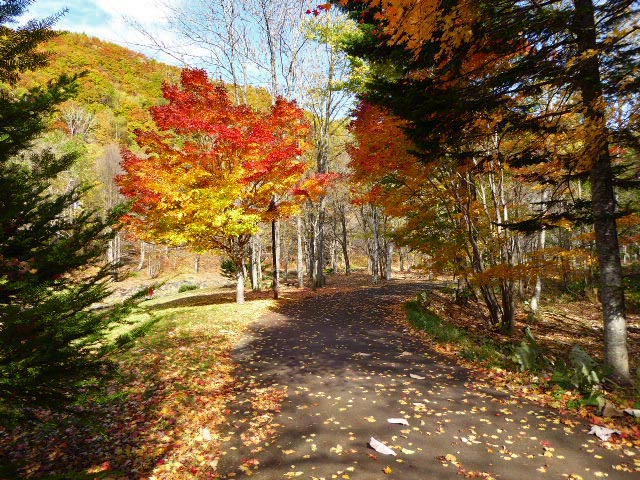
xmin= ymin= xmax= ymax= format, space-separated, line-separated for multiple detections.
xmin=21 ymin=1 xmax=184 ymax=64
xmin=83 ymin=1 xmax=183 ymax=63
xmin=94 ymin=0 xmax=175 ymax=24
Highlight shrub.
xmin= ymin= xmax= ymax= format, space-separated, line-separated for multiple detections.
xmin=513 ymin=327 xmax=549 ymax=371
xmin=551 ymin=345 xmax=606 ymax=401
xmin=565 ymin=279 xmax=588 ymax=299
xmin=220 ymin=258 xmax=238 ymax=279
xmin=178 ymin=284 xmax=198 ymax=293
xmin=220 ymin=258 xmax=251 ymax=279
xmin=416 ymin=290 xmax=431 ymax=308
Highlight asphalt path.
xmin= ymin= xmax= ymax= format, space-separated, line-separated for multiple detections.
xmin=219 ymin=281 xmax=637 ymax=479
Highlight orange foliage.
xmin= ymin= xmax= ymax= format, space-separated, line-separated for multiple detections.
xmin=117 ymin=69 xmax=310 ymax=252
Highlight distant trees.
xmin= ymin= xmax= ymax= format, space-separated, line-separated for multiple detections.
xmin=0 ymin=0 xmax=140 ymax=410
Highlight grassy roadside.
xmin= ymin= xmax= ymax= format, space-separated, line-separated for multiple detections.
xmin=0 ymin=288 xmax=275 ymax=479
xmin=403 ymin=293 xmax=640 ymax=444
xmin=405 ymin=299 xmax=506 ymax=365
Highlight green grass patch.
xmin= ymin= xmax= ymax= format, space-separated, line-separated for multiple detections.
xmin=178 ymin=283 xmax=199 ymax=293
xmin=406 ymin=300 xmax=506 ymax=366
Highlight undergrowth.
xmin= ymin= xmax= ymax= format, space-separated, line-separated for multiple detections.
xmin=407 ymin=292 xmax=640 ymax=415
xmin=405 ymin=299 xmax=506 ymax=366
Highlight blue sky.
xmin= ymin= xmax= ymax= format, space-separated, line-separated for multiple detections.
xmin=20 ymin=0 xmax=179 ymax=62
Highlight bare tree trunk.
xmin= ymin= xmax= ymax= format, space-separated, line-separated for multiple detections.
xmin=297 ymin=216 xmax=304 ymax=288
xmin=308 ymin=211 xmax=317 ymax=289
xmin=574 ymin=0 xmax=629 ymax=380
xmin=399 ymin=247 xmax=405 ymax=272
xmin=530 ymin=224 xmax=546 ymax=315
xmin=283 ymin=225 xmax=289 ymax=281
xmin=107 ymin=232 xmax=121 ymax=281
xmin=250 ymin=236 xmax=259 ymax=290
xmin=331 ymin=221 xmax=337 ymax=273
xmin=372 ymin=207 xmax=380 ymax=284
xmin=236 ymin=267 xmax=245 ymax=304
xmin=256 ymin=233 xmax=263 ymax=288
xmin=242 ymin=260 xmax=248 ymax=285
xmin=137 ymin=241 xmax=146 ymax=271
xmin=272 ymin=220 xmax=280 ymax=299
xmin=340 ymin=208 xmax=351 ymax=275
xmin=501 ymin=281 xmax=516 ymax=334
xmin=385 ymin=241 xmax=393 ymax=280
xmin=195 ymin=254 xmax=201 ymax=274
xmin=315 ymin=200 xmax=326 ymax=288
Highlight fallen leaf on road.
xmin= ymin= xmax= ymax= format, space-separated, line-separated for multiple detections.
xmin=330 ymin=444 xmax=343 ymax=454
xmin=410 ymin=373 xmax=425 ymax=379
xmin=369 ymin=437 xmax=397 ymax=456
xmin=383 ymin=466 xmax=393 ymax=474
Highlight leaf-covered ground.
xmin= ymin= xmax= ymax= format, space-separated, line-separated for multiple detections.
xmin=425 ymin=286 xmax=640 ymax=373
xmin=1 ymin=277 xmax=639 ymax=479
xmin=0 ymin=288 xmax=280 ymax=478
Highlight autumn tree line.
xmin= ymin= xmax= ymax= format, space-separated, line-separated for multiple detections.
xmin=1 ymin=0 xmax=639 ymax=413
xmin=335 ymin=0 xmax=640 ymax=383
xmin=0 ymin=0 xmax=409 ymax=411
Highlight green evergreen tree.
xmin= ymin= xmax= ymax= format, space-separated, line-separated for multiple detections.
xmin=0 ymin=0 xmax=140 ymax=412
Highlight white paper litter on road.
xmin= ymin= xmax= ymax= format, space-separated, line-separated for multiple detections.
xmin=588 ymin=425 xmax=621 ymax=441
xmin=387 ymin=418 xmax=409 ymax=426
xmin=624 ymin=408 xmax=640 ymax=418
xmin=369 ymin=437 xmax=397 ymax=456
xmin=409 ymin=373 xmax=425 ymax=380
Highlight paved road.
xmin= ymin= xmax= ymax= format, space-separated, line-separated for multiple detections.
xmin=219 ymin=281 xmax=637 ymax=479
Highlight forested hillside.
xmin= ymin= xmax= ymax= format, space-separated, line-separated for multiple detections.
xmin=20 ymin=32 xmax=274 ymax=144
xmin=20 ymin=32 xmax=180 ymax=143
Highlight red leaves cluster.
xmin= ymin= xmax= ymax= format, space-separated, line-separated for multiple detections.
xmin=116 ymin=68 xmax=311 ymax=244
xmin=306 ymin=3 xmax=332 ymax=16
